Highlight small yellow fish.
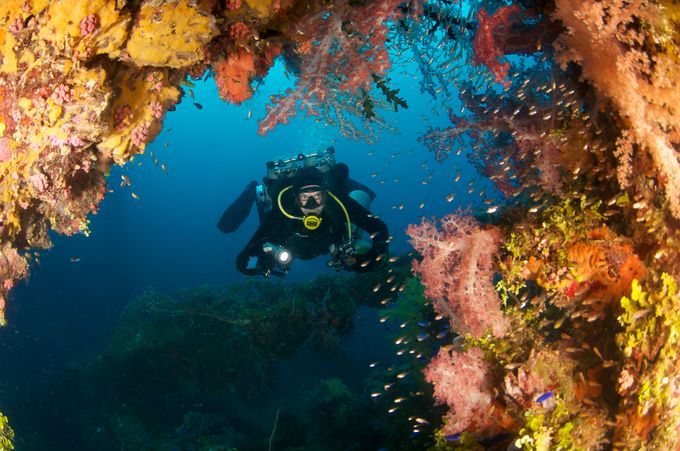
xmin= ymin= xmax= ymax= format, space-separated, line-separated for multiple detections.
xmin=131 ymin=192 xmax=140 ymax=200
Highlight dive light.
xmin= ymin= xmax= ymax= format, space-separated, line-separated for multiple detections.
xmin=263 ymin=242 xmax=294 ymax=269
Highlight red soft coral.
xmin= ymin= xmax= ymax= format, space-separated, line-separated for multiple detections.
xmin=406 ymin=213 xmax=509 ymax=338
xmin=258 ymin=0 xmax=403 ymax=135
xmin=472 ymin=5 xmax=522 ymax=86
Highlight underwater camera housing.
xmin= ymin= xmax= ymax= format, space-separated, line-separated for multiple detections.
xmin=255 ymin=147 xmax=336 ymax=219
xmin=265 ymin=146 xmax=336 ymax=180
xmin=327 ymin=240 xmax=357 ymax=271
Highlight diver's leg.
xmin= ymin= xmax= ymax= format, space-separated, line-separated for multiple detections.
xmin=216 ymin=180 xmax=258 ymax=233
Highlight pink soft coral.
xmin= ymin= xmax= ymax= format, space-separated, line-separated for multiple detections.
xmin=423 ymin=346 xmax=507 ymax=436
xmin=406 ymin=213 xmax=509 ymax=338
xmin=553 ymin=0 xmax=680 ymax=219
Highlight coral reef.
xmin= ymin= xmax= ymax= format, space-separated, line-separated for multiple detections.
xmin=407 ymin=1 xmax=680 ymax=447
xmin=472 ymin=5 xmax=523 ymax=86
xmin=17 ymin=270 xmax=439 ymax=450
xmin=0 ymin=413 xmax=13 ymax=450
xmin=1 ymin=0 xmax=680 ymax=448
xmin=553 ymin=0 xmax=680 ymax=220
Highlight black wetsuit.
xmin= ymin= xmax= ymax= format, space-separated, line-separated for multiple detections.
xmin=236 ymin=189 xmax=388 ymax=275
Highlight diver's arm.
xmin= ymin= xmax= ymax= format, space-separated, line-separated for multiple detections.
xmin=345 ymin=198 xmax=389 ymax=254
xmin=235 ymin=210 xmax=287 ymax=276
xmin=236 ymin=223 xmax=270 ymax=275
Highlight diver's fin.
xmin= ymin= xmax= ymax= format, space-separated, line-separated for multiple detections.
xmin=217 ymin=181 xmax=257 ymax=233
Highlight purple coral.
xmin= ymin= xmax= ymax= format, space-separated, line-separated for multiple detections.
xmin=67 ymin=135 xmax=85 ymax=148
xmin=29 ymin=172 xmax=49 ymax=194
xmin=51 ymin=84 xmax=73 ymax=105
xmin=131 ymin=124 xmax=149 ymax=148
xmin=225 ymin=0 xmax=241 ymax=11
xmin=0 ymin=138 xmax=10 ymax=162
xmin=80 ymin=14 xmax=100 ymax=36
xmin=150 ymin=102 xmax=164 ymax=120
xmin=8 ymin=17 xmax=23 ymax=35
xmin=114 ymin=105 xmax=132 ymax=129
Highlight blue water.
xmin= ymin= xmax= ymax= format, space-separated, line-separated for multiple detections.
xmin=0 ymin=52 xmax=497 ymax=447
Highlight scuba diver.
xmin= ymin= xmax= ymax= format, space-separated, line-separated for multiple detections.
xmin=217 ymin=147 xmax=389 ymax=277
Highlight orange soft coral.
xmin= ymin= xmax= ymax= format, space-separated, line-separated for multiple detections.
xmin=565 ymin=228 xmax=646 ymax=317
xmin=213 ymin=48 xmax=256 ymax=104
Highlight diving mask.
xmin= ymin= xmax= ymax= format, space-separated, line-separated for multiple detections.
xmin=298 ymin=189 xmax=326 ymax=216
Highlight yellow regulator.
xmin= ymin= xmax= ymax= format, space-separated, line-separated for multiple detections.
xmin=303 ymin=215 xmax=322 ymax=230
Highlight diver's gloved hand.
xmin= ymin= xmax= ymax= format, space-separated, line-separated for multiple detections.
xmin=236 ymin=251 xmax=264 ymax=276
xmin=349 ymin=248 xmax=385 ymax=273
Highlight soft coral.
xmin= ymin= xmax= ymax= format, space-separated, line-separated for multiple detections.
xmin=406 ymin=213 xmax=509 ymax=338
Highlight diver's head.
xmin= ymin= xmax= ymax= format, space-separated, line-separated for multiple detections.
xmin=293 ymin=167 xmax=328 ymax=216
